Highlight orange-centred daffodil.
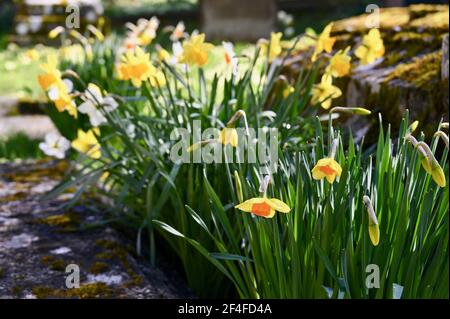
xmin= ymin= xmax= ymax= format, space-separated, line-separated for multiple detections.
xmin=47 ymin=79 xmax=77 ymax=118
xmin=179 ymin=33 xmax=214 ymax=67
xmin=235 ymin=197 xmax=290 ymax=218
xmin=311 ymin=73 xmax=342 ymax=109
xmin=38 ymin=54 xmax=61 ymax=91
xmin=355 ymin=28 xmax=385 ymax=65
xmin=71 ymin=129 xmax=101 ymax=159
xmin=117 ymin=46 xmax=165 ymax=88
xmin=312 ymin=157 xmax=342 ymax=184
xmin=325 ymin=46 xmax=351 ymax=77
xmin=311 ymin=23 xmax=336 ymax=62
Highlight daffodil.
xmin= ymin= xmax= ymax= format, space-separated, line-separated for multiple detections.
xmin=170 ymin=21 xmax=186 ymax=42
xmin=39 ymin=132 xmax=70 ymax=159
xmin=219 ymin=128 xmax=238 ymax=147
xmin=71 ymin=129 xmax=101 ymax=159
xmin=47 ymin=79 xmax=78 ymax=118
xmin=355 ymin=28 xmax=385 ymax=65
xmin=421 ymin=157 xmax=446 ymax=188
xmin=37 ymin=54 xmax=61 ymax=91
xmin=415 ymin=141 xmax=446 ymax=188
xmin=158 ymin=48 xmax=171 ymax=62
xmin=25 ymin=49 xmax=40 ymax=61
xmin=311 ymin=23 xmax=336 ymax=62
xmin=48 ymin=26 xmax=65 ymax=39
xmin=117 ymin=47 xmax=166 ymax=88
xmin=223 ymin=41 xmax=238 ymax=76
xmin=179 ymin=33 xmax=214 ymax=67
xmin=78 ymin=83 xmax=118 ymax=127
xmin=312 ymin=157 xmax=342 ymax=184
xmin=363 ymin=196 xmax=380 ymax=246
xmin=235 ymin=197 xmax=290 ymax=218
xmin=282 ymin=85 xmax=294 ymax=98
xmin=311 ymin=73 xmax=342 ymax=109
xmin=326 ymin=46 xmax=351 ymax=77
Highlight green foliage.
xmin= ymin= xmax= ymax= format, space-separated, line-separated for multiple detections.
xmin=0 ymin=133 xmax=42 ymax=160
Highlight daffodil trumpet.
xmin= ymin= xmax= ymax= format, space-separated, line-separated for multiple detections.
xmin=311 ymin=137 xmax=343 ymax=184
xmin=363 ymin=195 xmax=380 ymax=246
xmin=235 ymin=175 xmax=291 ymax=218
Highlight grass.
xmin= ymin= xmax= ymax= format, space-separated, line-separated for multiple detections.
xmin=0 ymin=46 xmax=55 ymax=99
xmin=0 ymin=133 xmax=42 ymax=160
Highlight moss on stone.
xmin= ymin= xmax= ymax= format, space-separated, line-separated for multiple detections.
xmin=10 ymin=285 xmax=23 ymax=297
xmin=89 ymin=262 xmax=109 ymax=274
xmin=41 ymin=255 xmax=66 ymax=271
xmin=32 ymin=283 xmax=112 ymax=299
xmin=0 ymin=267 xmax=5 ymax=279
xmin=383 ymin=51 xmax=442 ymax=89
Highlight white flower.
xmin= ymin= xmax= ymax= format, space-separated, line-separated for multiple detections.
xmin=78 ymin=83 xmax=118 ymax=127
xmin=39 ymin=132 xmax=70 ymax=159
xmin=170 ymin=21 xmax=186 ymax=42
xmin=223 ymin=41 xmax=238 ymax=76
xmin=126 ymin=123 xmax=136 ymax=139
xmin=170 ymin=41 xmax=184 ymax=65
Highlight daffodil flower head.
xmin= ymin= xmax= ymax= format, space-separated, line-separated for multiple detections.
xmin=71 ymin=128 xmax=101 ymax=160
xmin=38 ymin=54 xmax=61 ymax=91
xmin=355 ymin=28 xmax=385 ymax=65
xmin=117 ymin=46 xmax=166 ymax=88
xmin=235 ymin=197 xmax=290 ymax=218
xmin=179 ymin=33 xmax=214 ymax=67
xmin=39 ymin=132 xmax=70 ymax=159
xmin=311 ymin=23 xmax=336 ymax=62
xmin=363 ymin=196 xmax=380 ymax=246
xmin=47 ymin=79 xmax=77 ymax=118
xmin=219 ymin=128 xmax=238 ymax=148
xmin=325 ymin=46 xmax=351 ymax=77
xmin=312 ymin=157 xmax=342 ymax=184
xmin=311 ymin=73 xmax=342 ymax=110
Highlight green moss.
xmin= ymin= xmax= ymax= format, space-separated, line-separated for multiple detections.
xmin=35 ymin=212 xmax=80 ymax=231
xmin=41 ymin=255 xmax=66 ymax=271
xmin=383 ymin=51 xmax=442 ymax=89
xmin=0 ymin=267 xmax=4 ymax=279
xmin=89 ymin=262 xmax=109 ymax=274
xmin=32 ymin=283 xmax=112 ymax=299
xmin=95 ymin=239 xmax=143 ymax=288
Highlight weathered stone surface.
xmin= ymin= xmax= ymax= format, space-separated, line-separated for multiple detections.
xmin=0 ymin=159 xmax=192 ymax=299
xmin=0 ymin=115 xmax=57 ymax=139
xmin=284 ymin=4 xmax=449 ymax=142
xmin=200 ymin=0 xmax=277 ymax=41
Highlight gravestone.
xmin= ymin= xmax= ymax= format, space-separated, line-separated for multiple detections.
xmin=10 ymin=0 xmax=103 ymax=45
xmin=200 ymin=0 xmax=277 ymax=41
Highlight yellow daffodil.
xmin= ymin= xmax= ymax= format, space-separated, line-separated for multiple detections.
xmin=312 ymin=157 xmax=342 ymax=184
xmin=158 ymin=48 xmax=171 ymax=62
xmin=408 ymin=120 xmax=419 ymax=133
xmin=25 ymin=49 xmax=40 ymax=61
xmin=219 ymin=128 xmax=238 ymax=147
xmin=117 ymin=46 xmax=166 ymax=88
xmin=37 ymin=54 xmax=61 ymax=91
xmin=311 ymin=23 xmax=336 ymax=62
xmin=363 ymin=196 xmax=380 ymax=246
xmin=325 ymin=46 xmax=351 ymax=77
xmin=235 ymin=197 xmax=290 ymax=218
xmin=311 ymin=73 xmax=342 ymax=109
xmin=179 ymin=33 xmax=214 ymax=67
xmin=268 ymin=32 xmax=283 ymax=62
xmin=71 ymin=129 xmax=101 ymax=160
xmin=48 ymin=26 xmax=65 ymax=39
xmin=355 ymin=28 xmax=385 ymax=65
xmin=283 ymin=85 xmax=294 ymax=98
xmin=421 ymin=157 xmax=446 ymax=187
